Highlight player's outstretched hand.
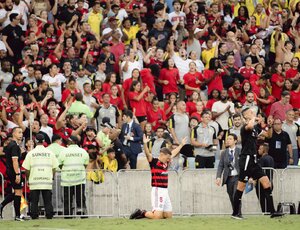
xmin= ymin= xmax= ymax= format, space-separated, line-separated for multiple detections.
xmin=181 ymin=137 xmax=187 ymax=146
xmin=143 ymin=134 xmax=150 ymax=144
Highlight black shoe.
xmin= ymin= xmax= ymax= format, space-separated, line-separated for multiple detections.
xmin=0 ymin=204 xmax=3 ymax=219
xmin=231 ymin=214 xmax=244 ymax=220
xmin=15 ymin=216 xmax=25 ymax=221
xmin=135 ymin=210 xmax=146 ymax=219
xmin=129 ymin=209 xmax=142 ymax=219
xmin=270 ymin=212 xmax=284 ymax=218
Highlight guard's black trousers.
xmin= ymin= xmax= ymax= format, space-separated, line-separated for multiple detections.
xmin=30 ymin=190 xmax=53 ymax=219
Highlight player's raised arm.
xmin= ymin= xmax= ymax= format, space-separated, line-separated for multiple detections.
xmin=245 ymin=117 xmax=256 ymax=131
xmin=171 ymin=137 xmax=187 ymax=158
xmin=143 ymin=134 xmax=153 ymax=162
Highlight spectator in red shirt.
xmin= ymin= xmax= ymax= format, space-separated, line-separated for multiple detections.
xmin=290 ymin=80 xmax=300 ymax=109
xmin=123 ymin=68 xmax=141 ymax=104
xmin=164 ymin=92 xmax=177 ymax=119
xmin=240 ymin=80 xmax=253 ymax=104
xmin=128 ymin=81 xmax=149 ymax=130
xmin=203 ymin=58 xmax=224 ymax=95
xmin=110 ymin=84 xmax=124 ymax=111
xmin=61 ymin=77 xmax=81 ymax=104
xmin=147 ymin=97 xmax=167 ymax=131
xmin=53 ymin=103 xmax=86 ymax=145
xmin=271 ymin=63 xmax=285 ymax=101
xmin=283 ymin=79 xmax=293 ymax=92
xmin=285 ymin=57 xmax=300 ymax=81
xmin=257 ymin=87 xmax=275 ymax=117
xmin=186 ymin=91 xmax=201 ymax=116
xmin=249 ymin=63 xmax=264 ymax=83
xmin=191 ymin=101 xmax=204 ymax=122
xmin=159 ymin=58 xmax=180 ymax=97
xmin=206 ymin=89 xmax=220 ymax=110
xmin=269 ymin=91 xmax=293 ymax=122
xmin=103 ymin=72 xmax=122 ymax=95
xmin=183 ymin=62 xmax=204 ymax=97
xmin=239 ymin=56 xmax=255 ymax=80
xmin=228 ymin=78 xmax=242 ymax=102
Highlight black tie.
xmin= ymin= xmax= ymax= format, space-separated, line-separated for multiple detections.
xmin=229 ymin=150 xmax=234 ymax=162
xmin=126 ymin=124 xmax=130 ymax=134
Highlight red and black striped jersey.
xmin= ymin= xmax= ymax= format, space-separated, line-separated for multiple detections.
xmin=44 ymin=35 xmax=58 ymax=54
xmin=149 ymin=158 xmax=169 ymax=188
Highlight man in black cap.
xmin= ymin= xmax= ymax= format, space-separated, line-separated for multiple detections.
xmin=22 ymin=134 xmax=58 ymax=219
xmin=99 ymin=42 xmax=115 ymax=74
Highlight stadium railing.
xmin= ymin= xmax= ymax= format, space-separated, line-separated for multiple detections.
xmin=280 ymin=166 xmax=300 ymax=211
xmin=0 ymin=167 xmax=298 ymax=218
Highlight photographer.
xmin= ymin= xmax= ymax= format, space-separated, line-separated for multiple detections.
xmin=216 ymin=134 xmax=241 ymax=215
xmin=191 ymin=110 xmax=218 ymax=168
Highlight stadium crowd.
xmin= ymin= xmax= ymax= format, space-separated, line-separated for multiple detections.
xmin=0 ymin=0 xmax=300 ymax=219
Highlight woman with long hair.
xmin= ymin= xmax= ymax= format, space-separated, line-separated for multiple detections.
xmin=206 ymin=89 xmax=220 ymax=110
xmin=232 ymin=6 xmax=249 ymax=28
xmin=249 ymin=63 xmax=264 ymax=82
xmin=122 ymin=68 xmax=141 ymax=107
xmin=283 ymin=79 xmax=293 ymax=91
xmin=203 ymin=58 xmax=224 ymax=96
xmin=164 ymin=92 xmax=177 ymax=119
xmin=270 ymin=63 xmax=285 ymax=101
xmin=183 ymin=61 xmax=204 ymax=98
xmin=147 ymin=97 xmax=167 ymax=131
xmin=240 ymin=80 xmax=253 ymax=104
xmin=186 ymin=91 xmax=201 ymax=116
xmin=92 ymin=80 xmax=104 ymax=104
xmin=128 ymin=81 xmax=149 ymax=130
xmin=286 ymin=57 xmax=300 ymax=80
xmin=290 ymin=80 xmax=300 ymax=109
xmin=159 ymin=58 xmax=180 ymax=97
xmin=256 ymin=87 xmax=275 ymax=116
xmin=103 ymin=72 xmax=122 ymax=94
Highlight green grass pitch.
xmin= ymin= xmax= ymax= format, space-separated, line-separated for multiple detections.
xmin=0 ymin=216 xmax=299 ymax=230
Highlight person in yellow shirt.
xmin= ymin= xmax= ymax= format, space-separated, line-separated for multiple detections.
xmin=102 ymin=148 xmax=118 ymax=172
xmin=202 ymin=39 xmax=217 ymax=69
xmin=122 ymin=18 xmax=140 ymax=45
xmin=87 ymin=1 xmax=103 ymax=36
xmin=253 ymin=3 xmax=267 ymax=27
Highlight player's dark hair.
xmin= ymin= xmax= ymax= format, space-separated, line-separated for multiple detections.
xmin=241 ymin=107 xmax=251 ymax=117
xmin=160 ymin=147 xmax=172 ymax=155
xmin=12 ymin=126 xmax=21 ymax=134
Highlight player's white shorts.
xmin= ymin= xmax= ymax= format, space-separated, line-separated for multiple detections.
xmin=151 ymin=187 xmax=172 ymax=212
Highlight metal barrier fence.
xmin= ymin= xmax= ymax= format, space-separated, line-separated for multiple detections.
xmin=0 ymin=167 xmax=299 ymax=218
xmin=281 ymin=167 xmax=300 ymax=206
xmin=117 ymin=170 xmax=180 ymax=217
xmin=180 ymin=168 xmax=280 ymax=215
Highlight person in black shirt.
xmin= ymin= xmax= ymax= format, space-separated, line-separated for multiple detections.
xmin=6 ymin=71 xmax=32 ymax=105
xmin=4 ymin=127 xmax=24 ymax=221
xmin=1 ymin=13 xmax=24 ymax=65
xmin=266 ymin=118 xmax=293 ymax=169
xmin=232 ymin=108 xmax=283 ymax=219
xmin=256 ymin=143 xmax=275 ymax=213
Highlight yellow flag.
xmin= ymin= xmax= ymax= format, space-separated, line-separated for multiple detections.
xmin=20 ymin=195 xmax=28 ymax=211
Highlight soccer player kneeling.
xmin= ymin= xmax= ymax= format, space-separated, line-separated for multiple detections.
xmin=129 ymin=135 xmax=187 ymax=219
